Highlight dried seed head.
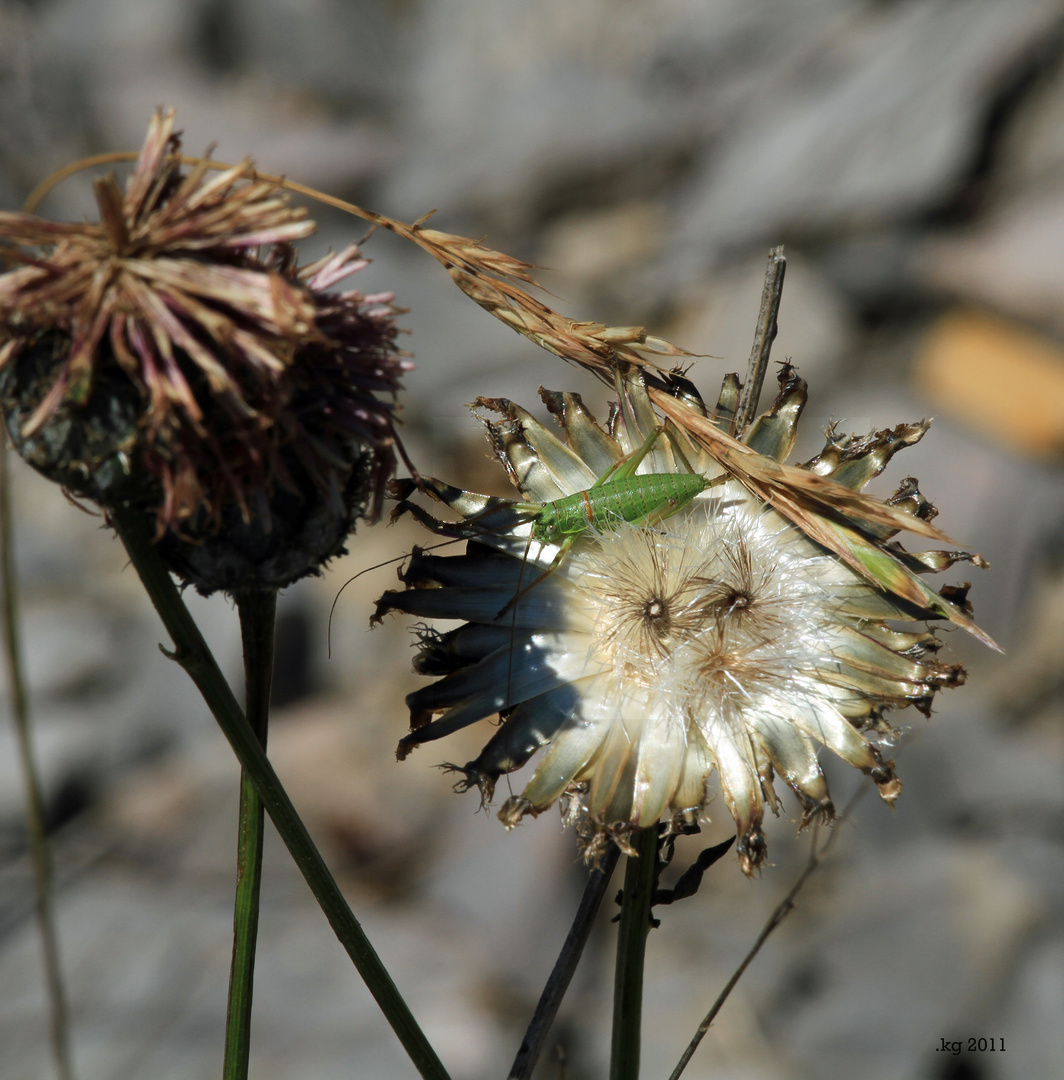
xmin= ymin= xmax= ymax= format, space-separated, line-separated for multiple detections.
xmin=1 ymin=109 xmax=411 ymax=592
xmin=376 ymin=365 xmax=987 ymax=874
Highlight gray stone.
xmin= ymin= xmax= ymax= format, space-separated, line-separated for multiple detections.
xmin=995 ymin=937 xmax=1064 ymax=1080
xmin=917 ymin=191 xmax=1064 ymax=332
xmin=997 ymin=53 xmax=1064 ymax=194
xmin=675 ymin=1 xmax=1064 ymax=261
xmin=385 ymin=0 xmax=843 ymax=228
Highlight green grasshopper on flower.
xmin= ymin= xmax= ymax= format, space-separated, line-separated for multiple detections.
xmin=334 ymin=421 xmax=714 ymax=657
xmin=382 ymin=421 xmax=723 ymax=724
xmin=499 ymin=424 xmax=719 ymax=615
xmin=391 ymin=421 xmax=719 ymax=619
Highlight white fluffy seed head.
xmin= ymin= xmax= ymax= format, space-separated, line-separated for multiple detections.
xmin=564 ymin=491 xmax=842 ymax=721
xmin=497 ymin=488 xmax=870 ymax=871
xmin=381 ymin=373 xmax=980 ymax=874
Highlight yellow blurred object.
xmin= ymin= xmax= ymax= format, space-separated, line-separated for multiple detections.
xmin=916 ymin=310 xmax=1064 ymax=457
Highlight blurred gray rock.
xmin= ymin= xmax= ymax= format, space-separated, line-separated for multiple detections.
xmin=773 ymin=843 xmax=1040 ymax=1080
xmin=0 ymin=458 xmax=246 ymax=827
xmin=997 ymin=937 xmax=1064 ymax=1080
xmin=668 ymin=250 xmax=854 ymax=391
xmin=917 ymin=191 xmax=1064 ymax=331
xmin=675 ymin=2 xmax=1064 ymax=262
xmin=385 ymin=0 xmax=728 ymax=227
xmin=997 ymin=45 xmax=1064 ymax=194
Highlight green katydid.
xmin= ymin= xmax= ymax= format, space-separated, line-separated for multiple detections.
xmin=348 ymin=424 xmax=719 ymax=672
xmin=382 ymin=420 xmax=722 ymax=742
xmin=341 ymin=421 xmax=721 ymax=665
xmin=492 ymin=422 xmax=718 ymax=617
xmin=383 ymin=422 xmax=720 ymax=621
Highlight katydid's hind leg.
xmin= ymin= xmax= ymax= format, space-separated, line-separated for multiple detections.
xmin=659 ymin=421 xmax=730 ymax=489
xmin=626 ymin=471 xmax=727 ymax=531
xmin=392 ymin=492 xmax=523 ymax=540
xmin=393 ymin=474 xmax=532 ymax=520
xmin=392 ymin=477 xmax=538 ymax=540
xmin=606 ymin=419 xmax=708 ymax=484
xmin=390 ymin=476 xmax=475 ymax=526
xmin=391 ymin=499 xmax=475 ymax=539
xmin=661 ymin=423 xmax=699 ymax=475
xmin=494 ymin=535 xmax=575 ymax=619
xmin=632 ymin=498 xmax=684 ymax=530
xmin=596 ymin=424 xmax=669 ymax=486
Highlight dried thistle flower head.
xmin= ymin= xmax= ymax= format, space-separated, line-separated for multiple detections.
xmin=375 ymin=365 xmax=987 ymax=874
xmin=0 ymin=108 xmax=410 ymax=592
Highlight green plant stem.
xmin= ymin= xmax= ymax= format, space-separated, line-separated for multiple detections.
xmin=609 ymin=825 xmax=660 ymax=1080
xmin=0 ymin=444 xmax=75 ymax=1080
xmin=109 ymin=505 xmax=449 ymax=1080
xmin=222 ymin=589 xmax=276 ymax=1080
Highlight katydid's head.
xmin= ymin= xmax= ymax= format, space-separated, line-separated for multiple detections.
xmin=375 ymin=364 xmax=988 ymax=874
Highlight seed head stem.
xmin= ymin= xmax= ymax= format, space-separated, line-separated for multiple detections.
xmin=508 ymin=845 xmax=620 ymax=1080
xmin=108 ymin=504 xmax=450 ymax=1080
xmin=610 ymin=824 xmax=662 ymax=1080
xmin=736 ymin=245 xmax=787 ymax=436
xmin=223 ymin=588 xmax=276 ymax=1080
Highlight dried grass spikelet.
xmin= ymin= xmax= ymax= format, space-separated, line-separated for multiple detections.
xmin=0 ymin=108 xmax=410 ymax=592
xmin=375 ymin=364 xmax=989 ymax=874
xmin=348 ymin=214 xmax=993 ymax=634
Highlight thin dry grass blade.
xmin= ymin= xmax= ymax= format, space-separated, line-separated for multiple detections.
xmin=650 ymin=390 xmax=998 ymax=650
xmin=650 ymin=390 xmax=950 ymax=540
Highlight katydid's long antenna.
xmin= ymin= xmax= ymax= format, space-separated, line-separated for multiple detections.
xmin=505 ymin=530 xmax=536 ymax=711
xmin=735 ymin=246 xmax=786 ymax=436
xmin=327 ymin=537 xmax=465 ymax=658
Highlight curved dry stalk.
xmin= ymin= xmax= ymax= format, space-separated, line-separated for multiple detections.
xmin=735 ymin=245 xmax=786 ymax=433
xmin=22 ymin=149 xmax=694 ymax=388
xmin=667 ymin=790 xmax=866 ymax=1080
xmin=648 ymin=389 xmax=996 ymax=650
xmin=0 ymin=443 xmax=75 ymax=1080
xmin=508 ymin=846 xmax=620 ymax=1080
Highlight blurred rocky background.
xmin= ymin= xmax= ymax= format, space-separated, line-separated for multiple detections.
xmin=2 ymin=1 xmax=1064 ymax=1078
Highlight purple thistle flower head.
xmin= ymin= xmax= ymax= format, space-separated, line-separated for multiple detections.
xmin=1 ymin=109 xmax=411 ymax=592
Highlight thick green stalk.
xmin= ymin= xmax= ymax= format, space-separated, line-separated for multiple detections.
xmin=609 ymin=826 xmax=660 ymax=1080
xmin=222 ymin=589 xmax=276 ymax=1080
xmin=109 ymin=506 xmax=449 ymax=1080
xmin=0 ymin=445 xmax=75 ymax=1080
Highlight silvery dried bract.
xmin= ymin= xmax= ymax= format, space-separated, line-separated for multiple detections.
xmin=0 ymin=109 xmax=410 ymax=593
xmin=375 ymin=365 xmax=988 ymax=873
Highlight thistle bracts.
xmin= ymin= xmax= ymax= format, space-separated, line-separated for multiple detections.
xmin=0 ymin=109 xmax=409 ymax=592
xmin=375 ymin=365 xmax=987 ymax=874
